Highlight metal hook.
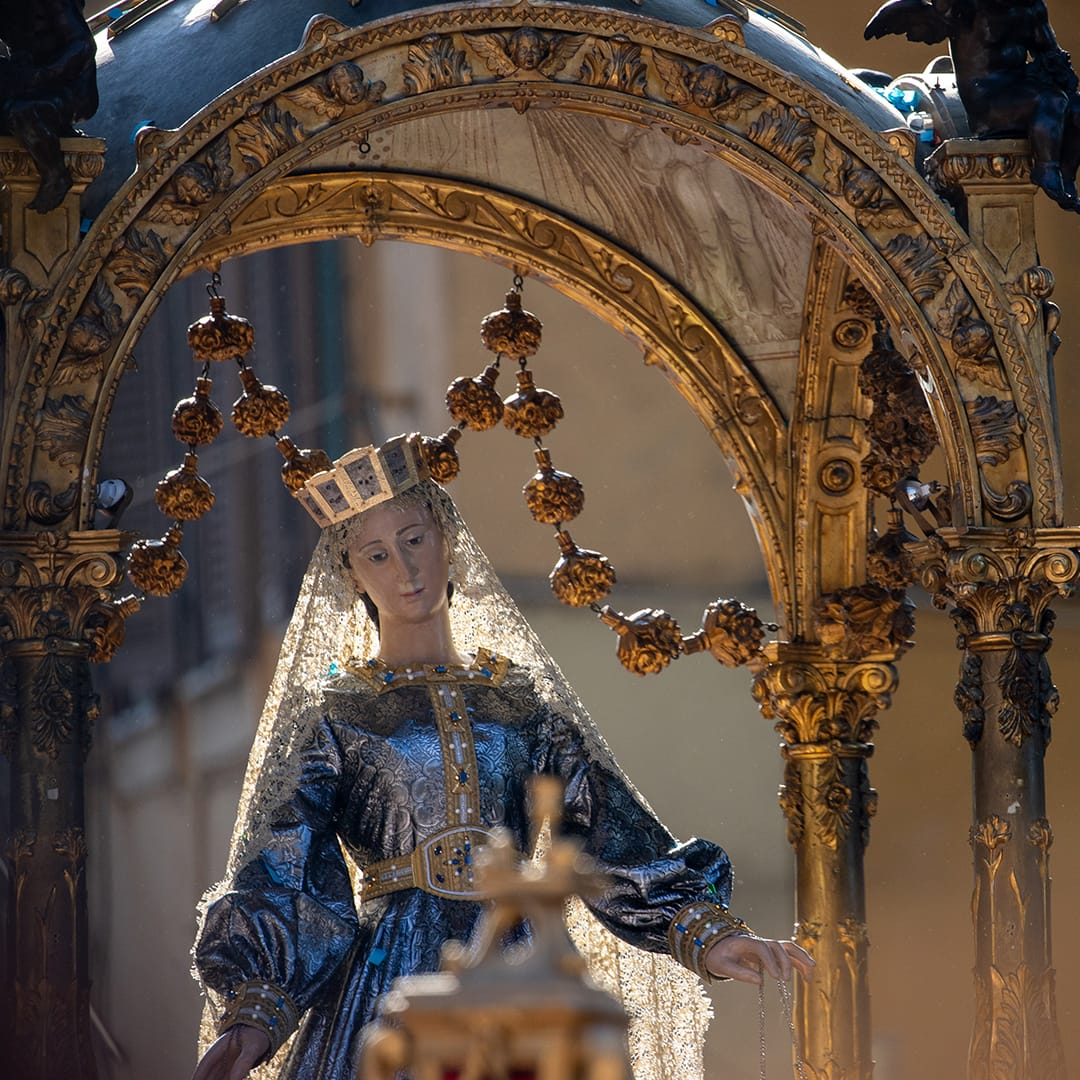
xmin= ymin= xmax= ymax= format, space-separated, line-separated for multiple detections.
xmin=512 ymin=273 xmax=524 ymax=292
xmin=206 ymin=271 xmax=222 ymax=299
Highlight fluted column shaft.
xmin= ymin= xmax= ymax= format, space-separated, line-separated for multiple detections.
xmin=0 ymin=531 xmax=134 ymax=1080
xmin=916 ymin=528 xmax=1077 ymax=1080
xmin=754 ymin=647 xmax=898 ymax=1080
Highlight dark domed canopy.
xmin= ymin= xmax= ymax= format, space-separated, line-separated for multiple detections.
xmin=84 ymin=0 xmax=904 ymax=216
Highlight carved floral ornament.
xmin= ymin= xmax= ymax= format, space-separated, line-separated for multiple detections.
xmin=1 ymin=3 xmax=1058 ymax=537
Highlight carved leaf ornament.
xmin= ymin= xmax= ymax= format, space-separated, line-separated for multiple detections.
xmin=6 ymin=3 xmax=1051 ymax=539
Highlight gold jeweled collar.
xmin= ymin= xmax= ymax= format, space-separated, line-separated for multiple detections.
xmin=345 ymin=648 xmax=510 ymax=693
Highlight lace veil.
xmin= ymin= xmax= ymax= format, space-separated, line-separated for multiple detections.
xmin=196 ymin=481 xmax=712 ymax=1079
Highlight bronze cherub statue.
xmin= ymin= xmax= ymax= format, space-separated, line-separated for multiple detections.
xmin=0 ymin=0 xmax=98 ymax=213
xmin=865 ymin=0 xmax=1080 ymax=212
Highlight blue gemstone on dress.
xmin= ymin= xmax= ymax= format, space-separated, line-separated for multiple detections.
xmin=450 ymin=711 xmax=460 ymax=721
xmin=480 ymin=668 xmax=492 ymax=678
xmin=367 ymin=659 xmax=377 ymax=667
xmin=458 ymin=771 xmax=468 ymax=784
xmin=693 ymin=937 xmax=704 ymax=947
xmin=435 ymin=873 xmax=445 ymax=883
xmin=269 ymin=1017 xmax=277 ymax=1027
xmin=384 ymin=672 xmax=394 ymax=683
xmin=328 ymin=662 xmax=340 ymax=676
xmin=434 ymin=845 xmax=443 ymax=855
xmin=368 ymin=948 xmax=387 ymax=966
xmin=435 ymin=665 xmax=447 ymax=673
xmin=675 ymin=923 xmax=687 ymax=934
xmin=464 ymin=854 xmax=472 ymax=865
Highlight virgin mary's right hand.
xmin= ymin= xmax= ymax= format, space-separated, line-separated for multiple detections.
xmin=192 ymin=1025 xmax=272 ymax=1080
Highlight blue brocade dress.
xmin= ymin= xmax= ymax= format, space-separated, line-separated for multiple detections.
xmin=194 ymin=655 xmax=733 ymax=1078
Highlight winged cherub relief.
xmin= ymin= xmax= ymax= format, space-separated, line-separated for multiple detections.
xmin=652 ymin=53 xmax=766 ymax=123
xmin=468 ymin=28 xmax=585 ymax=77
xmin=283 ymin=62 xmax=386 ymax=120
xmin=865 ymin=0 xmax=1080 ymax=212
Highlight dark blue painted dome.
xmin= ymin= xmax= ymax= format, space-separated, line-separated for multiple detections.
xmin=84 ymin=0 xmax=904 ymax=216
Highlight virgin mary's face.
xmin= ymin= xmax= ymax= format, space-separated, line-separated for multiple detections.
xmin=345 ymin=500 xmax=451 ymax=626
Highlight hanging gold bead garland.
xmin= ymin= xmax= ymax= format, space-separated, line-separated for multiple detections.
xmin=127 ymin=271 xmax=332 ymax=599
xmin=427 ymin=275 xmax=773 ymax=675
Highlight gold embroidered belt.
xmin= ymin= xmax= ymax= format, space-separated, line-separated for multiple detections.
xmin=360 ymin=826 xmax=497 ymax=901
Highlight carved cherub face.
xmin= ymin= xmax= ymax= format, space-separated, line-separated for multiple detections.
xmin=509 ymin=28 xmax=547 ymax=71
xmin=328 ymin=62 xmax=367 ymax=105
xmin=688 ymin=65 xmax=726 ymax=109
xmin=174 ymin=164 xmax=215 ymax=207
xmin=843 ymin=171 xmax=883 ymax=209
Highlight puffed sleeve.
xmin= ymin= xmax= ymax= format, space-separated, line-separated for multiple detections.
xmin=194 ymin=715 xmax=358 ymax=1047
xmin=531 ymin=706 xmax=745 ymax=973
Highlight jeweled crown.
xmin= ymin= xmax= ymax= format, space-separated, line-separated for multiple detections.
xmin=294 ymin=433 xmax=430 ymax=528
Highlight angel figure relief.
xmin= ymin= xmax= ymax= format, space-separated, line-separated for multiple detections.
xmin=282 ymin=61 xmax=386 ymax=121
xmin=467 ymin=28 xmax=585 ymax=78
xmin=145 ymin=136 xmax=234 ymax=227
xmin=933 ymin=277 xmax=1009 ymax=389
xmin=865 ymin=0 xmax=1080 ymax=212
xmin=823 ymin=139 xmax=914 ymax=229
xmin=652 ymin=52 xmax=766 ymax=124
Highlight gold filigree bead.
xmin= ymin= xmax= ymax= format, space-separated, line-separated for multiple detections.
xmin=421 ymin=427 xmax=463 ymax=484
xmin=681 ymin=598 xmax=765 ymax=668
xmin=127 ymin=526 xmax=188 ymax=596
xmin=597 ymin=605 xmax=682 ymax=676
xmin=446 ymin=364 xmax=504 ymax=431
xmin=276 ymin=436 xmax=332 ymax=493
xmin=187 ymin=295 xmax=254 ymax=363
xmin=172 ymin=376 xmax=224 ymax=446
xmin=503 ymin=368 xmax=563 ymax=439
xmin=155 ymin=453 xmax=215 ymax=521
xmin=549 ymin=531 xmax=616 ymax=607
xmin=480 ymin=290 xmax=542 ymax=360
xmin=231 ymin=365 xmax=290 ymax=438
xmin=524 ymin=448 xmax=583 ymax=524
xmin=867 ymin=507 xmax=919 ymax=591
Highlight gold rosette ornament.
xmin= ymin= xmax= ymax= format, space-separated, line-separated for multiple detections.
xmin=524 ymin=448 xmax=583 ymax=524
xmin=276 ymin=436 xmax=332 ymax=493
xmin=172 ymin=376 xmax=224 ymax=446
xmin=187 ymin=294 xmax=255 ymax=363
xmin=232 ymin=366 xmax=290 ymax=438
xmin=421 ymin=427 xmax=464 ymax=484
xmin=867 ymin=507 xmax=919 ymax=591
xmin=503 ymin=368 xmax=564 ymax=439
xmin=155 ymin=453 xmax=215 ymax=520
xmin=597 ymin=606 xmax=682 ymax=676
xmin=681 ymin=598 xmax=766 ymax=668
xmin=480 ymin=289 xmax=542 ymax=360
xmin=549 ymin=531 xmax=616 ymax=607
xmin=446 ymin=364 xmax=504 ymax=431
xmin=127 ymin=525 xmax=189 ymax=596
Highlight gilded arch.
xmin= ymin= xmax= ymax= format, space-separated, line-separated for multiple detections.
xmin=2 ymin=2 xmax=1061 ymax=567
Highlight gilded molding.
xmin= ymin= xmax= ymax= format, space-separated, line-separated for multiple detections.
xmin=814 ymin=585 xmax=914 ymax=661
xmin=753 ymin=655 xmax=898 ymax=749
xmin=913 ymin=528 xmax=1080 ymax=638
xmin=3 ymin=1 xmax=1057 ymax=536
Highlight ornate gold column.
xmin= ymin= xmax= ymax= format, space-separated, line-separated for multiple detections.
xmin=915 ymin=528 xmax=1078 ymax=1079
xmin=0 ymin=531 xmax=136 ymax=1080
xmin=753 ymin=644 xmax=899 ymax=1080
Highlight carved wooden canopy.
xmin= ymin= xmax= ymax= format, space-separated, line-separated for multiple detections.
xmin=0 ymin=3 xmax=1060 ymax=638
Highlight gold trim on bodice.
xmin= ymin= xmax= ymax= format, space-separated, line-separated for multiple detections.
xmin=347 ymin=650 xmax=510 ymax=902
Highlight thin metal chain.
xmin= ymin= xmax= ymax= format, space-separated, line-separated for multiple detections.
xmin=759 ymin=977 xmax=809 ymax=1080
xmin=758 ymin=977 xmax=768 ymax=1080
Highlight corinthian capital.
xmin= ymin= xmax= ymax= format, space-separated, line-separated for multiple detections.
xmin=0 ymin=530 xmax=139 ymax=661
xmin=912 ymin=527 xmax=1080 ymax=638
xmin=752 ymin=647 xmax=898 ymax=748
